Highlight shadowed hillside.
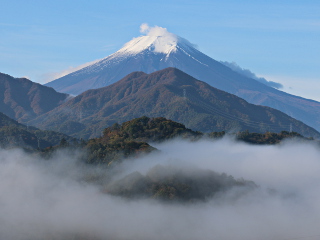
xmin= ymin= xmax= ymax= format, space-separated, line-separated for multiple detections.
xmin=0 ymin=72 xmax=69 ymax=122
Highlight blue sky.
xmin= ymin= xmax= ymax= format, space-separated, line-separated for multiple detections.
xmin=1 ymin=0 xmax=319 ymax=100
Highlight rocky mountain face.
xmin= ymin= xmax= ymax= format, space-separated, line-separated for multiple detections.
xmin=33 ymin=68 xmax=319 ymax=139
xmin=0 ymin=72 xmax=69 ymax=122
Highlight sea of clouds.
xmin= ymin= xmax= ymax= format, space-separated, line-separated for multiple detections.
xmin=1 ymin=137 xmax=320 ymax=240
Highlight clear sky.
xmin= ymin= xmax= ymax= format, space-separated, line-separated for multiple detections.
xmin=1 ymin=0 xmax=319 ymax=100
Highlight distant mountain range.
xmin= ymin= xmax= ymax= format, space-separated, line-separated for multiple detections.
xmin=0 ymin=72 xmax=69 ymax=122
xmin=32 ymin=68 xmax=319 ymax=139
xmin=45 ymin=28 xmax=320 ymax=132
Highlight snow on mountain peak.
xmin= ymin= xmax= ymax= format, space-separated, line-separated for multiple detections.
xmin=52 ymin=24 xmax=199 ymax=79
xmin=117 ymin=24 xmax=189 ymax=55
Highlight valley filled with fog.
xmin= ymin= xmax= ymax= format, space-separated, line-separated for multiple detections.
xmin=1 ymin=137 xmax=320 ymax=240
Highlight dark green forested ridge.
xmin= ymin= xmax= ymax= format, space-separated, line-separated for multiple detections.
xmin=102 ymin=116 xmax=203 ymax=142
xmin=1 ymin=112 xmax=314 ymax=154
xmin=0 ymin=112 xmax=74 ymax=149
xmin=40 ymin=116 xmax=314 ymax=166
xmin=94 ymin=116 xmax=313 ymax=147
xmin=79 ymin=116 xmax=202 ymax=165
xmin=48 ymin=115 xmax=201 ymax=165
xmin=235 ymin=130 xmax=309 ymax=144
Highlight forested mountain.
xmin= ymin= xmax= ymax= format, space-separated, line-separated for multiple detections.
xmin=0 ymin=112 xmax=74 ymax=149
xmin=0 ymin=72 xmax=69 ymax=122
xmin=32 ymin=68 xmax=320 ymax=139
xmin=101 ymin=116 xmax=202 ymax=143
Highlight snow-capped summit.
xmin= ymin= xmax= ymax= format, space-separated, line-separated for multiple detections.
xmin=118 ymin=25 xmax=179 ymax=55
xmin=46 ymin=24 xmax=209 ymax=94
xmin=45 ymin=24 xmax=320 ymax=133
xmin=116 ymin=23 xmax=197 ymax=57
xmin=118 ymin=35 xmax=178 ymax=55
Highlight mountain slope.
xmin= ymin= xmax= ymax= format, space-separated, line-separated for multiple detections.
xmin=45 ymin=26 xmax=320 ymax=132
xmin=0 ymin=72 xmax=69 ymax=122
xmin=34 ymin=68 xmax=320 ymax=139
xmin=0 ymin=112 xmax=74 ymax=149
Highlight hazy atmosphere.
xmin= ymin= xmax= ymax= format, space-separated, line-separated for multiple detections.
xmin=1 ymin=138 xmax=320 ymax=240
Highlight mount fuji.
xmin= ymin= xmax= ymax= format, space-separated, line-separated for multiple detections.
xmin=45 ymin=24 xmax=320 ymax=132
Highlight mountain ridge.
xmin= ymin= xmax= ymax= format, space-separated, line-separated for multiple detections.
xmin=34 ymin=68 xmax=320 ymax=139
xmin=0 ymin=72 xmax=69 ymax=122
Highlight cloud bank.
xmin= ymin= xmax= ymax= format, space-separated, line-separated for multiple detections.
xmin=1 ymin=138 xmax=320 ymax=239
xmin=221 ymin=61 xmax=284 ymax=89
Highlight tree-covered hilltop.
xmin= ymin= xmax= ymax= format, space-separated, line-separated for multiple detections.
xmin=235 ymin=130 xmax=310 ymax=144
xmin=85 ymin=138 xmax=155 ymax=165
xmin=102 ymin=116 xmax=203 ymax=143
xmin=40 ymin=116 xmax=202 ymax=165
xmin=70 ymin=116 xmax=201 ymax=165
xmin=79 ymin=116 xmax=202 ymax=165
xmin=96 ymin=116 xmax=311 ymax=147
xmin=105 ymin=165 xmax=257 ymax=202
xmin=42 ymin=116 xmax=313 ymax=166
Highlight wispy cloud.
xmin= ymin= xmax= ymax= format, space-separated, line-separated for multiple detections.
xmin=43 ymin=59 xmax=102 ymax=82
xmin=221 ymin=61 xmax=283 ymax=89
xmin=261 ymin=74 xmax=320 ymax=101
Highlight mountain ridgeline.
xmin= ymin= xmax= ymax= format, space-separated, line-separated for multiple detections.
xmin=44 ymin=28 xmax=320 ymax=133
xmin=0 ymin=72 xmax=69 ymax=122
xmin=49 ymin=116 xmax=311 ymax=166
xmin=32 ymin=68 xmax=319 ymax=139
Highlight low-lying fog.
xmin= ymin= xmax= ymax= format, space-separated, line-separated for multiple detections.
xmin=1 ymin=137 xmax=320 ymax=240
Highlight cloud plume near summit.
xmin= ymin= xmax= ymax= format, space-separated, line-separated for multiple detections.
xmin=139 ymin=23 xmax=177 ymax=39
xmin=119 ymin=23 xmax=181 ymax=54
xmin=1 ymin=138 xmax=320 ymax=240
